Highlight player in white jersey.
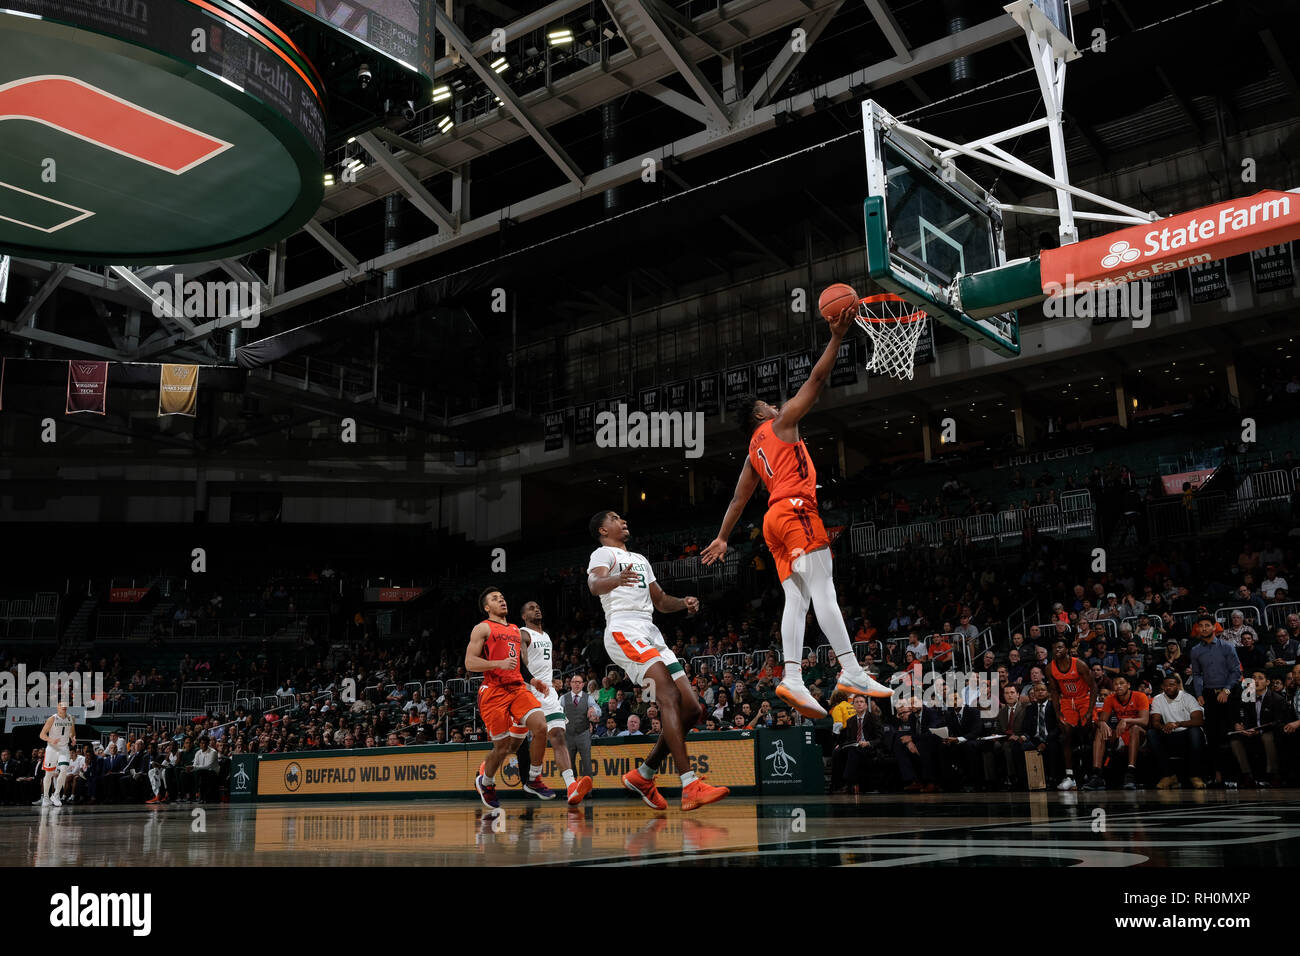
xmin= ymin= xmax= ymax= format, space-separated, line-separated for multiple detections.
xmin=519 ymin=600 xmax=593 ymax=806
xmin=36 ymin=702 xmax=75 ymax=807
xmin=587 ymin=510 xmax=728 ymax=812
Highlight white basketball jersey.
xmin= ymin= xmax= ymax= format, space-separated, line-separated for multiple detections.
xmin=49 ymin=714 xmax=74 ymax=749
xmin=587 ymin=545 xmax=656 ymax=619
xmin=521 ymin=626 xmax=554 ymax=686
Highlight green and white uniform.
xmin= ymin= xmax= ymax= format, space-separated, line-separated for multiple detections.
xmin=587 ymin=545 xmax=684 ymax=688
xmin=522 ymin=626 xmax=566 ymax=730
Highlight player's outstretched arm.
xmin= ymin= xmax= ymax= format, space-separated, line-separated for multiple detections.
xmin=465 ymin=622 xmax=505 ymax=673
xmin=773 ymin=307 xmax=851 ymax=437
xmin=649 ymin=582 xmax=699 ymax=616
xmin=701 ymin=459 xmax=759 ymax=565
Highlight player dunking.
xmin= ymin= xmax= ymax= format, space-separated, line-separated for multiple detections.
xmin=467 ymin=588 xmax=557 ymax=810
xmin=519 ymin=600 xmax=593 ymax=806
xmin=36 ymin=701 xmax=75 ymax=808
xmin=1048 ymin=639 xmax=1097 ymax=791
xmin=587 ymin=511 xmax=729 ymax=811
xmin=701 ymin=305 xmax=892 ymax=718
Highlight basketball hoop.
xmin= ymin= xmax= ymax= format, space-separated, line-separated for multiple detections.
xmin=855 ymin=293 xmax=928 ymax=381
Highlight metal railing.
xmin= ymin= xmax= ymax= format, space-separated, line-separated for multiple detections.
xmin=102 ymin=692 xmax=179 ymax=715
xmin=847 ymin=500 xmax=1096 ymax=558
xmin=179 ymin=682 xmax=236 ymax=717
xmin=1267 ymin=602 xmax=1300 ymax=630
xmin=650 ymin=550 xmax=741 ymax=588
xmin=1216 ymin=604 xmax=1264 ymax=628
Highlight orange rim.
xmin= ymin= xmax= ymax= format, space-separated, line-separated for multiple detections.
xmin=856 ymin=293 xmax=927 ymax=324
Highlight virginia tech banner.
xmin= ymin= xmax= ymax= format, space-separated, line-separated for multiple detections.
xmin=158 ymin=363 xmax=199 ymax=417
xmin=65 ymin=360 xmax=108 ymax=415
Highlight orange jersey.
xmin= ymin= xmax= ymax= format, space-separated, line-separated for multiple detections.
xmin=1050 ymin=657 xmax=1090 ymax=700
xmin=480 ymin=619 xmax=524 ymax=688
xmin=1100 ymin=691 xmax=1150 ymax=722
xmin=748 ymin=420 xmax=818 ymax=504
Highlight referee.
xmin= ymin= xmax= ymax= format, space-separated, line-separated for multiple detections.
xmin=1188 ymin=613 xmax=1242 ymax=786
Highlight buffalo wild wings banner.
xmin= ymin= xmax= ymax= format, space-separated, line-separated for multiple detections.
xmin=158 ymin=363 xmax=199 ymax=416
xmin=65 ymin=360 xmax=108 ymax=415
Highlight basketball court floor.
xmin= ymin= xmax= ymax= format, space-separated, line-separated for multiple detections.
xmin=8 ymin=792 xmax=1300 ymax=867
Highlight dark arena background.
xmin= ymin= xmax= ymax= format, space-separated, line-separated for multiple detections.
xmin=3 ymin=0 xmax=1300 ymax=928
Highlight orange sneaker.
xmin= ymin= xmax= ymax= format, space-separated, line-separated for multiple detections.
xmin=623 ymin=769 xmax=668 ymax=810
xmin=776 ymin=679 xmax=827 ymax=719
xmin=567 ymin=775 xmax=593 ymax=806
xmin=681 ymin=774 xmax=729 ymax=811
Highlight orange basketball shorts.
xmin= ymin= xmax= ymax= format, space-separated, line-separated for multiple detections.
xmin=763 ymin=496 xmax=831 ymax=582
xmin=1058 ymin=695 xmax=1093 ymax=728
xmin=477 ymin=682 xmax=541 ymax=740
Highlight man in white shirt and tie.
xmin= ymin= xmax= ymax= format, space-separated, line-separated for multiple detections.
xmin=562 ymin=674 xmax=601 ymax=781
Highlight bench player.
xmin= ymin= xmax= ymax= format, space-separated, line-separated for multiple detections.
xmin=1084 ymin=675 xmax=1149 ymax=791
xmin=587 ymin=511 xmax=729 ymax=811
xmin=519 ymin=600 xmax=593 ymax=806
xmin=466 ymin=588 xmax=556 ymax=810
xmin=35 ymin=701 xmax=75 ymax=807
xmin=1048 ymin=640 xmax=1097 ymax=791
xmin=701 ymin=303 xmax=892 ymax=717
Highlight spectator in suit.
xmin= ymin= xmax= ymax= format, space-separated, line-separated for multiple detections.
xmin=1006 ymin=649 xmax=1029 ymax=691
xmin=0 ymin=749 xmax=21 ymax=805
xmin=1020 ymin=682 xmax=1062 ymax=783
xmin=562 ymin=674 xmax=601 ymax=778
xmin=891 ymin=697 xmax=939 ymax=793
xmin=835 ymin=695 xmax=884 ymax=793
xmin=979 ymin=684 xmax=1025 ymax=790
xmin=1230 ymin=671 xmax=1287 ymax=788
xmin=938 ymin=690 xmax=985 ymax=790
xmin=111 ymin=740 xmax=151 ymax=803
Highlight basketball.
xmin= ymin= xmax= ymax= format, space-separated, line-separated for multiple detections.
xmin=819 ymin=283 xmax=859 ymax=321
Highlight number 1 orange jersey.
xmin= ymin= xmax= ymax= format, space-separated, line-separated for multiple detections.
xmin=748 ymin=420 xmax=818 ymax=503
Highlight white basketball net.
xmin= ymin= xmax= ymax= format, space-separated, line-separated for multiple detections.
xmin=855 ymin=295 xmax=928 ymax=381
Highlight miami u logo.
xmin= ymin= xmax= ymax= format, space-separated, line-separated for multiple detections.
xmin=0 ymin=75 xmax=231 ymax=233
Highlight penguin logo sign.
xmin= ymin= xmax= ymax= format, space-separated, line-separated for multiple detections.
xmin=764 ymin=740 xmax=796 ymax=778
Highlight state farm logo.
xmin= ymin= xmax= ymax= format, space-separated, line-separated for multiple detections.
xmin=1101 ymin=241 xmax=1141 ymax=268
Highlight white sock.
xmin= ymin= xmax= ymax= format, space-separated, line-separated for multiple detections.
xmin=637 ymin=763 xmax=655 ymax=781
xmin=529 ymin=765 xmax=543 ymax=780
xmin=680 ymin=770 xmax=697 ymax=786
xmin=42 ymin=773 xmax=54 ymax=798
xmin=482 ymin=774 xmax=495 ymax=786
xmin=804 ymin=550 xmax=865 ymax=679
xmin=561 ymin=769 xmax=575 ymax=787
xmin=1065 ymin=769 xmax=1074 ymax=777
xmin=780 ymin=573 xmax=811 ymax=682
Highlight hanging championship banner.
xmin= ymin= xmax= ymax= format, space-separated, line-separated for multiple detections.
xmin=724 ymin=365 xmax=752 ymax=410
xmin=1148 ymin=273 xmax=1179 ymax=314
xmin=574 ymin=403 xmax=596 ymax=446
xmin=638 ymin=386 xmax=661 ymax=414
xmin=66 ymin=360 xmax=108 ymax=415
xmin=543 ymin=410 xmax=565 ymax=451
xmin=694 ymin=372 xmax=721 ymax=417
xmin=785 ymin=351 xmax=811 ymax=397
xmin=158 ymin=363 xmax=199 ymax=416
xmin=753 ymin=358 xmax=782 ymax=404
xmin=913 ymin=320 xmax=936 ymax=366
xmin=0 ymin=254 xmax=9 ymax=303
xmin=664 ymin=380 xmax=689 ymax=413
xmin=1250 ymin=243 xmax=1295 ymax=294
xmin=830 ymin=339 xmax=858 ymax=387
xmin=1188 ymin=260 xmax=1230 ymax=303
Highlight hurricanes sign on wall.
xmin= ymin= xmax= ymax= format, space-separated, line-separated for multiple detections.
xmin=0 ymin=0 xmax=324 ymax=264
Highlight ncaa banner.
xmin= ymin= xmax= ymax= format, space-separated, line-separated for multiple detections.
xmin=65 ymin=360 xmax=108 ymax=415
xmin=543 ymin=410 xmax=565 ymax=451
xmin=158 ymin=363 xmax=199 ymax=416
xmin=753 ymin=358 xmax=782 ymax=404
xmin=785 ymin=351 xmax=812 ymax=397
xmin=724 ymin=364 xmax=752 ymax=411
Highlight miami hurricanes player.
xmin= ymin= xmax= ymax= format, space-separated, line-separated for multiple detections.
xmin=1048 ymin=639 xmax=1098 ymax=791
xmin=701 ymin=298 xmax=892 ymax=718
xmin=466 ymin=588 xmax=556 ymax=810
xmin=36 ymin=700 xmax=76 ymax=807
xmin=587 ymin=511 xmax=729 ymax=811
xmin=519 ymin=600 xmax=593 ymax=806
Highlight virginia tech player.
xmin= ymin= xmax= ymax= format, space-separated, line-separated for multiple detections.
xmin=1048 ymin=639 xmax=1098 ymax=791
xmin=466 ymin=588 xmax=556 ymax=810
xmin=702 ymin=305 xmax=892 ymax=718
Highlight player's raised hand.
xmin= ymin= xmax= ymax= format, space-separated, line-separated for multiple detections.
xmin=700 ymin=538 xmax=728 ymax=565
xmin=828 ymin=304 xmax=855 ymax=336
xmin=617 ymin=567 xmax=641 ymax=587
xmin=684 ymin=596 xmax=700 ymax=616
